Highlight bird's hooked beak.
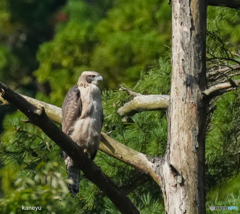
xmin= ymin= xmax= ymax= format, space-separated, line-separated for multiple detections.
xmin=95 ymin=75 xmax=103 ymax=81
xmin=92 ymin=75 xmax=103 ymax=85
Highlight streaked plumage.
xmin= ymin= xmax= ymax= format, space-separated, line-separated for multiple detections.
xmin=61 ymin=71 xmax=103 ymax=196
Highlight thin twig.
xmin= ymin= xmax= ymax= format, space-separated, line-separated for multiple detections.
xmin=119 ymin=85 xmax=142 ymax=97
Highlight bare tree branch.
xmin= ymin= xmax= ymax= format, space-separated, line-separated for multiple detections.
xmin=208 ymin=0 xmax=240 ymax=9
xmin=0 ymin=93 xmax=61 ymax=123
xmin=0 ymin=82 xmax=139 ymax=214
xmin=207 ymin=64 xmax=240 ymax=88
xmin=207 ymin=57 xmax=240 ymax=65
xmin=119 ymin=85 xmax=142 ymax=97
xmin=100 ymin=133 xmax=161 ymax=186
xmin=207 ymin=64 xmax=240 ymax=78
xmin=203 ymin=79 xmax=240 ymax=97
xmin=117 ymin=95 xmax=169 ymax=116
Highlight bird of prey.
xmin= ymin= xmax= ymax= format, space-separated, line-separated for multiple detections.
xmin=61 ymin=71 xmax=103 ymax=197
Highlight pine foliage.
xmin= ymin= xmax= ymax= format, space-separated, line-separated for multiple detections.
xmin=205 ymin=7 xmax=240 ymax=192
xmin=206 ymin=89 xmax=240 ymax=189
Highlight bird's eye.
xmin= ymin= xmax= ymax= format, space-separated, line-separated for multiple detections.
xmin=90 ymin=75 xmax=95 ymax=78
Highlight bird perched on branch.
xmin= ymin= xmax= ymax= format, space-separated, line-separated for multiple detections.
xmin=61 ymin=71 xmax=103 ymax=197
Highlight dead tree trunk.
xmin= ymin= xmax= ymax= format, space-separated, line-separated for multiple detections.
xmin=160 ymin=0 xmax=207 ymax=213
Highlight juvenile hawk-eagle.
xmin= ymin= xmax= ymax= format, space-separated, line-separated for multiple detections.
xmin=61 ymin=71 xmax=103 ymax=196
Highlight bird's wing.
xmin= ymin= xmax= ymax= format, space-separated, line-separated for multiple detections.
xmin=62 ymin=85 xmax=82 ymax=135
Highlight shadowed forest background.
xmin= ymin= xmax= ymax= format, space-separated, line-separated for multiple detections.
xmin=0 ymin=0 xmax=240 ymax=213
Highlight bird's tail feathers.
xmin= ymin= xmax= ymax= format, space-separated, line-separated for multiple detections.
xmin=67 ymin=167 xmax=80 ymax=197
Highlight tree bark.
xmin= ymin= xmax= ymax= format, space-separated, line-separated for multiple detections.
xmin=160 ymin=0 xmax=207 ymax=213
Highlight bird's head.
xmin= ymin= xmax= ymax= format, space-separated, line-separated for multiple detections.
xmin=78 ymin=71 xmax=103 ymax=86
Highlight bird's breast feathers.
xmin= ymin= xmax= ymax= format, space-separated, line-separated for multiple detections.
xmin=69 ymin=85 xmax=102 ymax=147
xmin=78 ymin=85 xmax=102 ymax=117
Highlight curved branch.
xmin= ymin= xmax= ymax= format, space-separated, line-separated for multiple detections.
xmin=117 ymin=95 xmax=169 ymax=116
xmin=203 ymin=79 xmax=240 ymax=97
xmin=100 ymin=133 xmax=161 ymax=186
xmin=0 ymin=94 xmax=62 ymax=123
xmin=0 ymin=82 xmax=139 ymax=214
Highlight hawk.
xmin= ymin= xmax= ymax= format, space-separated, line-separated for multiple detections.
xmin=61 ymin=71 xmax=103 ymax=197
